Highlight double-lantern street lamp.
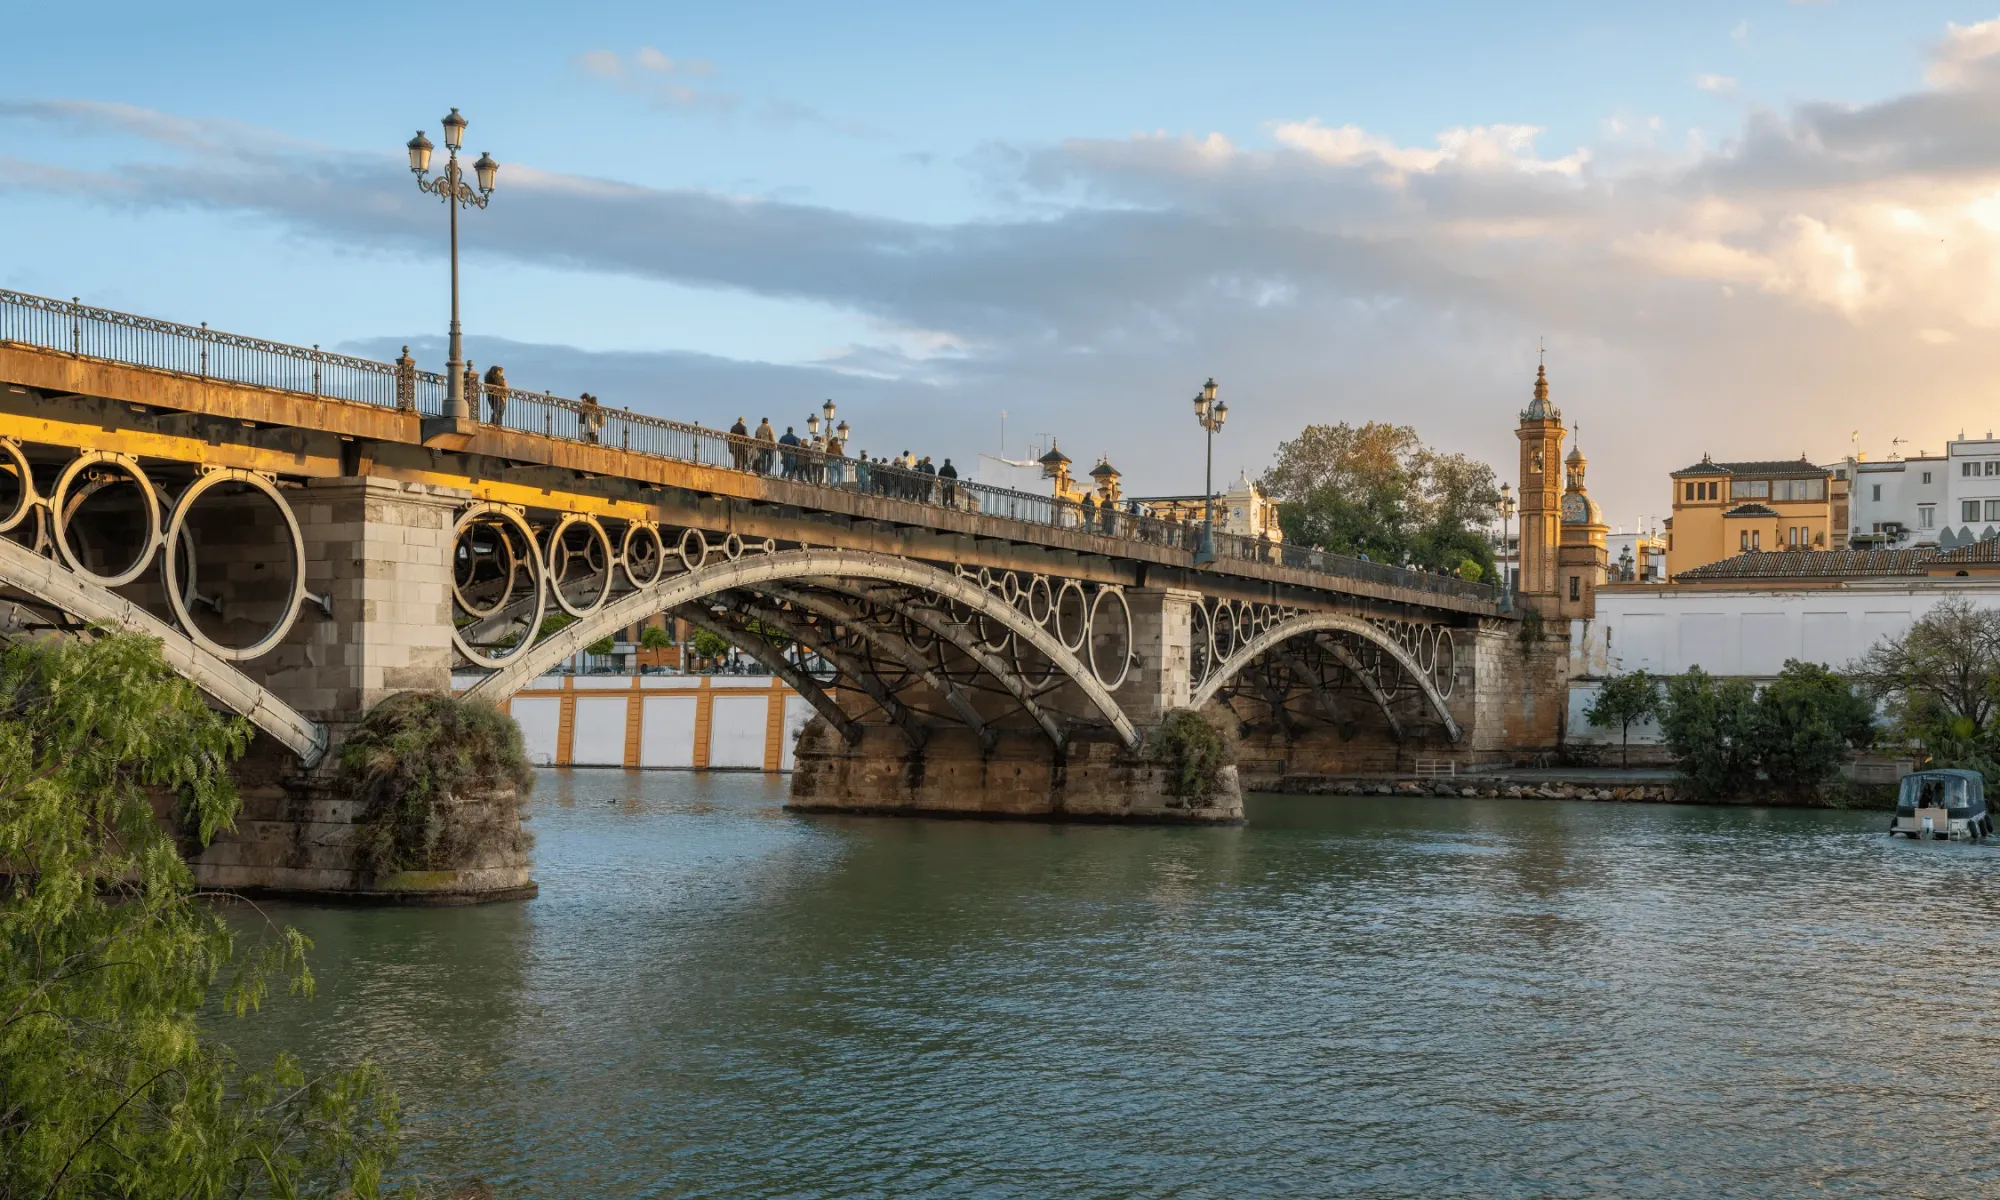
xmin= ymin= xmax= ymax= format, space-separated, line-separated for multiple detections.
xmin=1192 ymin=377 xmax=1229 ymax=565
xmin=407 ymin=108 xmax=498 ymax=423
xmin=1496 ymin=482 xmax=1518 ymax=610
xmin=806 ymin=397 xmax=850 ymax=445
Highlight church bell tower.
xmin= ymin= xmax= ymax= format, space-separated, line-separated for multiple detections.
xmin=1515 ymin=361 xmax=1566 ymax=610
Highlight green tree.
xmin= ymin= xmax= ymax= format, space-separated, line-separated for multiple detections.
xmin=690 ymin=628 xmax=731 ymax=661
xmin=1754 ymin=660 xmax=1876 ymax=798
xmin=1584 ymin=670 xmax=1661 ymax=768
xmin=584 ymin=634 xmax=617 ymax=656
xmin=1260 ymin=420 xmax=1498 ymax=574
xmin=0 ymin=632 xmax=397 ymax=1198
xmin=639 ymin=624 xmax=674 ymax=651
xmin=1853 ymin=596 xmax=2000 ymax=766
xmin=1660 ymin=667 xmax=1762 ymax=799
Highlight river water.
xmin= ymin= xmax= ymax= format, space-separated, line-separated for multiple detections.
xmin=226 ymin=771 xmax=2000 ymax=1198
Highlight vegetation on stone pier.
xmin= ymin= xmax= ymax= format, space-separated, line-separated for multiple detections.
xmin=0 ymin=632 xmax=398 ymax=1198
xmin=341 ymin=692 xmax=533 ymax=876
xmin=1147 ymin=709 xmax=1236 ymax=805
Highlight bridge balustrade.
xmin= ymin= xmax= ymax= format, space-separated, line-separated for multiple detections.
xmin=0 ymin=288 xmax=1498 ymax=606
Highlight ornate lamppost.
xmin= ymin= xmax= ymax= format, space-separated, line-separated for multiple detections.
xmin=1496 ymin=482 xmax=1518 ymax=610
xmin=407 ymin=109 xmax=498 ymax=425
xmin=1192 ymin=377 xmax=1228 ymax=565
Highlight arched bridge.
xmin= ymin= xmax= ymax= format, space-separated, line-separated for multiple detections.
xmin=0 ymin=288 xmax=1533 ymax=819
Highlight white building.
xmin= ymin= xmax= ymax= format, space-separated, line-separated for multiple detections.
xmin=1840 ymin=435 xmax=2000 ymax=549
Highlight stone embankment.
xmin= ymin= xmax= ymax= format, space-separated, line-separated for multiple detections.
xmin=1275 ymin=777 xmax=1681 ymax=802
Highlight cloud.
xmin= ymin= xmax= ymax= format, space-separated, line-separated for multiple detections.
xmin=1695 ymin=73 xmax=1738 ymax=94
xmin=12 ymin=19 xmax=2000 ymax=518
xmin=569 ymin=47 xmax=861 ymax=133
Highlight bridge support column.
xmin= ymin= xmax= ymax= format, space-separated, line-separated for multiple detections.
xmin=789 ymin=723 xmax=1241 ymax=824
xmin=190 ymin=478 xmax=535 ymax=903
xmin=1120 ymin=587 xmax=1201 ymax=725
xmin=260 ymin=477 xmax=466 ymax=723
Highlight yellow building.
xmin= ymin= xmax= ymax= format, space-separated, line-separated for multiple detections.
xmin=1129 ymin=470 xmax=1285 ymax=541
xmin=1665 ymin=455 xmax=1837 ymax=579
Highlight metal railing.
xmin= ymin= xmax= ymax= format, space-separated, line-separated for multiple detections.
xmin=0 ymin=288 xmax=1501 ymax=606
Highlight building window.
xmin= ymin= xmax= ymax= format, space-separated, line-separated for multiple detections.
xmin=1987 ymin=499 xmax=2000 ymax=522
xmin=1684 ymin=482 xmax=1694 ymax=501
xmin=1735 ymin=480 xmax=1769 ymax=499
xmin=1924 ymin=471 xmax=1933 ymax=484
xmin=1740 ymin=531 xmax=1749 ymax=550
xmin=1569 ymin=575 xmax=1580 ymax=602
xmin=1752 ymin=531 xmax=1761 ymax=550
xmin=1966 ymin=500 xmax=1982 ymax=523
xmin=1967 ymin=462 xmax=1979 ymax=477
xmin=1920 ymin=505 xmax=1935 ymax=528
xmin=1988 ymin=462 xmax=1998 ymax=477
xmin=1774 ymin=478 xmax=1826 ymax=502
xmin=1871 ymin=484 xmax=1882 ymax=502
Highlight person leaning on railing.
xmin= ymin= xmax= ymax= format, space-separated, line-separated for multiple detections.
xmin=778 ymin=426 xmax=801 ymax=479
xmin=826 ymin=433 xmax=847 ymax=485
xmin=729 ymin=416 xmax=750 ymax=470
xmin=578 ymin=392 xmax=605 ymax=444
xmin=483 ymin=365 xmax=508 ymax=425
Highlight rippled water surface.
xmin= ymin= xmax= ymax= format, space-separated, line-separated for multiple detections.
xmin=225 ymin=771 xmax=2000 ymax=1198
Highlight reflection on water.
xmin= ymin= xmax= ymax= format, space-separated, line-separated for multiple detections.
xmin=223 ymin=771 xmax=2000 ymax=1198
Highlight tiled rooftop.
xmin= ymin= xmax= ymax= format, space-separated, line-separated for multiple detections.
xmin=1674 ymin=549 xmax=1931 ymax=580
xmin=1671 ymin=458 xmax=1828 ymax=479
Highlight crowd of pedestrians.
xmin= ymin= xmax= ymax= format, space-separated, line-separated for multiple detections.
xmin=722 ymin=416 xmax=974 ymax=507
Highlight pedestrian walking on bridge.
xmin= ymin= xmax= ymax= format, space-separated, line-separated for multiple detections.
xmin=729 ymin=416 xmax=750 ymax=470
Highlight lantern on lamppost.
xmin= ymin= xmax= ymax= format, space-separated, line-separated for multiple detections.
xmin=407 ymin=108 xmax=498 ymax=424
xmin=1497 ymin=482 xmax=1519 ymax=608
xmin=1192 ymin=377 xmax=1228 ymax=565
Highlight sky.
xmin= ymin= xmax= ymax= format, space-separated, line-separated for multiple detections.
xmin=6 ymin=1 xmax=2000 ymax=529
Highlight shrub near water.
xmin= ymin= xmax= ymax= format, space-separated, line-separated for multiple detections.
xmin=0 ymin=631 xmax=398 ymax=1198
xmin=341 ymin=692 xmax=533 ymax=876
xmin=1147 ymin=708 xmax=1235 ymax=805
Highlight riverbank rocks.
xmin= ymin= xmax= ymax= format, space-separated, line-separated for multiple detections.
xmin=1271 ymin=775 xmax=1684 ymax=803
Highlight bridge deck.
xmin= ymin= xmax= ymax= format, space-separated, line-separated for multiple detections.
xmin=0 ymin=289 xmax=1503 ymax=618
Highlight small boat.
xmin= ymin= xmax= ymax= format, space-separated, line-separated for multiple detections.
xmin=1890 ymin=769 xmax=1992 ymax=841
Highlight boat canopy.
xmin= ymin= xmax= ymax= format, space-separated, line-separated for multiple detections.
xmin=1898 ymin=771 xmax=1985 ymax=810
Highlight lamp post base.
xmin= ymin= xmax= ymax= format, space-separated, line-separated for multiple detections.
xmin=420 ymin=414 xmax=479 ymax=449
